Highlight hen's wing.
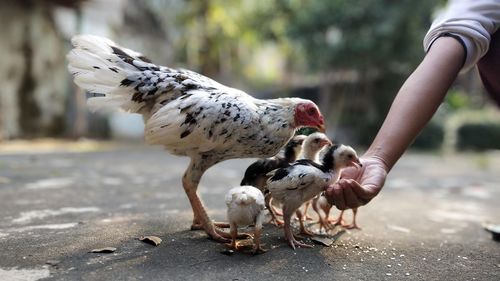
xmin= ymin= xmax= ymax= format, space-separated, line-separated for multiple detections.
xmin=144 ymin=87 xmax=260 ymax=155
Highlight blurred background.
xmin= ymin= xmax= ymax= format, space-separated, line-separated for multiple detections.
xmin=0 ymin=0 xmax=499 ymax=151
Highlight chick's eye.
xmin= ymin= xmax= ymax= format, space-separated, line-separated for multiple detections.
xmin=314 ymin=139 xmax=319 ymax=143
xmin=348 ymin=154 xmax=353 ymax=159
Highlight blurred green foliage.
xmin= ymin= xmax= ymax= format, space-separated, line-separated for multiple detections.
xmin=445 ymin=90 xmax=471 ymax=111
xmin=457 ymin=123 xmax=500 ymax=151
xmin=135 ymin=1 xmax=446 ymax=145
xmin=412 ymin=121 xmax=445 ymax=150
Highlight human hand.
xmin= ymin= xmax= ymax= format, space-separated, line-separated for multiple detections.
xmin=325 ymin=156 xmax=388 ymax=210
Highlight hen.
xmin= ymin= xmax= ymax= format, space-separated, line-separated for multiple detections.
xmin=66 ymin=35 xmax=325 ymax=242
xmin=225 ymin=185 xmax=266 ymax=254
xmin=267 ymin=144 xmax=361 ymax=249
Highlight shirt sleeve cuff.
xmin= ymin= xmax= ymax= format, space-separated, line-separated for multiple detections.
xmin=424 ymin=32 xmax=475 ymax=72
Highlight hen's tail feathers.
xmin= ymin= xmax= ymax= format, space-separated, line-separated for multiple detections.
xmin=66 ymin=35 xmax=155 ymax=113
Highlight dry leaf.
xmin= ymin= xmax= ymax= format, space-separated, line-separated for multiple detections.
xmin=311 ymin=237 xmax=334 ymax=247
xmin=138 ymin=235 xmax=162 ymax=246
xmin=90 ymin=247 xmax=116 ymax=253
xmin=330 ymin=229 xmax=346 ymax=243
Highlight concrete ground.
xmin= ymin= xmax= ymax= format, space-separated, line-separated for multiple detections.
xmin=0 ymin=142 xmax=499 ymax=281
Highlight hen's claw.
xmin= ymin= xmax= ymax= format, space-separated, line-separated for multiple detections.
xmin=191 ymin=221 xmax=230 ymax=230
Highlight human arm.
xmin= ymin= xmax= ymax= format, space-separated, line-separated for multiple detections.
xmin=326 ymin=36 xmax=465 ymax=210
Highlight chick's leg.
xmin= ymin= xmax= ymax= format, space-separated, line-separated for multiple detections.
xmin=302 ymin=200 xmax=314 ymax=221
xmin=283 ymin=205 xmax=313 ymax=250
xmin=253 ymin=211 xmax=267 ymax=254
xmin=342 ymin=208 xmax=361 ymax=229
xmin=331 ymin=210 xmax=346 ymax=226
xmin=266 ymin=196 xmax=283 ymax=226
xmin=226 ymin=223 xmax=240 ymax=249
xmin=312 ymin=199 xmax=332 ymax=232
xmin=270 ymin=197 xmax=283 ymax=216
xmin=296 ymin=209 xmax=314 ymax=236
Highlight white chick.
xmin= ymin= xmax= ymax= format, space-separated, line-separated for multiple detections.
xmin=267 ymin=144 xmax=361 ymax=249
xmin=225 ymin=185 xmax=267 ymax=254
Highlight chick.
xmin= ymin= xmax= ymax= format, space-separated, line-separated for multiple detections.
xmin=312 ymin=193 xmax=335 ymax=232
xmin=240 ymin=135 xmax=306 ymax=225
xmin=296 ymin=132 xmax=332 ymax=235
xmin=300 ymin=132 xmax=333 ymax=162
xmin=312 ymin=193 xmax=361 ymax=230
xmin=225 ymin=185 xmax=267 ymax=254
xmin=332 ymin=209 xmax=361 ymax=229
xmin=267 ymin=144 xmax=361 ymax=249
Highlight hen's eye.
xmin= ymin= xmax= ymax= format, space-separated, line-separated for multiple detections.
xmin=307 ymin=108 xmax=315 ymax=115
xmin=348 ymin=155 xmax=353 ymax=159
xmin=314 ymin=139 xmax=319 ymax=143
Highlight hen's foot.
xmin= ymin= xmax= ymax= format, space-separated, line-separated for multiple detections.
xmin=204 ymin=226 xmax=231 ymax=243
xmin=191 ymin=221 xmax=230 ymax=230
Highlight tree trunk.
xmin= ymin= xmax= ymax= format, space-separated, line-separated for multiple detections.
xmin=0 ymin=1 xmax=68 ymax=139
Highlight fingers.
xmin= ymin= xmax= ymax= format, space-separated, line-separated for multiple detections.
xmin=325 ymin=179 xmax=369 ymax=210
xmin=331 ymin=184 xmax=346 ymax=210
xmin=342 ymin=180 xmax=361 ymax=208
xmin=339 ymin=166 xmax=361 ymax=180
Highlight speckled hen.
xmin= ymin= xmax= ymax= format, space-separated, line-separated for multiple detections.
xmin=66 ymin=35 xmax=325 ymax=242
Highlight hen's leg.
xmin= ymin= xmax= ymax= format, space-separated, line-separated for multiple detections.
xmin=183 ymin=159 xmax=231 ymax=242
xmin=342 ymin=208 xmax=361 ymax=229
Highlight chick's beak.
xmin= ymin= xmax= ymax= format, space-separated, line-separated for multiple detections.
xmin=320 ymin=139 xmax=332 ymax=147
xmin=353 ymin=158 xmax=363 ymax=168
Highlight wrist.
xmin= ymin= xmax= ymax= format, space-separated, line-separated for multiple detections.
xmin=363 ymin=148 xmax=392 ymax=173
